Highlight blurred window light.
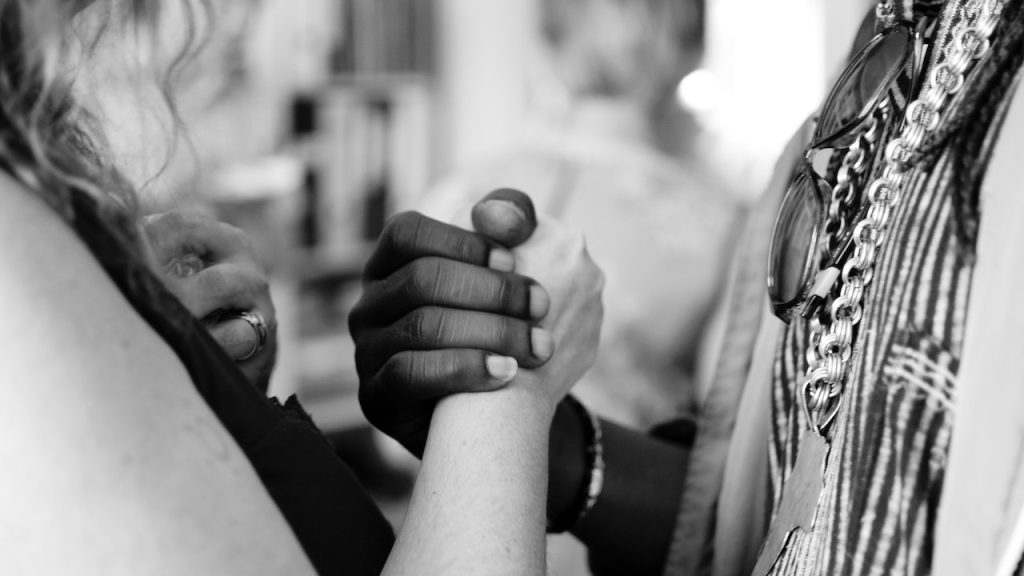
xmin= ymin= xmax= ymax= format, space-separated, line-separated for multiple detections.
xmin=676 ymin=68 xmax=721 ymax=114
xmin=697 ymin=0 xmax=827 ymax=199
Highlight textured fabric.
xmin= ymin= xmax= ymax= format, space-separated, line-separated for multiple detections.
xmin=67 ymin=194 xmax=395 ymax=576
xmin=710 ymin=304 xmax=779 ymax=576
xmin=660 ymin=118 xmax=809 ymax=575
xmin=662 ymin=1 xmax=1024 ymax=575
xmin=762 ymin=2 xmax=1024 ymax=575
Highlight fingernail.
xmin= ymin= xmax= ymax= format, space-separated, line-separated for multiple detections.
xmin=473 ymin=195 xmax=537 ymax=247
xmin=531 ymin=327 xmax=554 ymax=361
xmin=479 ymin=199 xmax=527 ymax=227
xmin=529 ymin=283 xmax=550 ymax=319
xmin=489 ymin=248 xmax=516 ymax=272
xmin=486 ymin=355 xmax=518 ymax=382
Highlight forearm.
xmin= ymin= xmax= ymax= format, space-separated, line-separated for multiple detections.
xmin=548 ymin=403 xmax=691 ymax=576
xmin=384 ymin=387 xmax=553 ymax=576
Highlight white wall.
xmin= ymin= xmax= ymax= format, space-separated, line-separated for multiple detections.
xmin=699 ymin=0 xmax=874 ymax=198
xmin=433 ymin=0 xmax=539 ymax=173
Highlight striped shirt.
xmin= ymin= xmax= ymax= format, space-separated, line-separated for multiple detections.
xmin=766 ymin=2 xmax=1024 ymax=574
xmin=662 ymin=2 xmax=1024 ymax=575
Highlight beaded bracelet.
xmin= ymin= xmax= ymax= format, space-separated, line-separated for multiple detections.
xmin=547 ymin=395 xmax=605 ymax=534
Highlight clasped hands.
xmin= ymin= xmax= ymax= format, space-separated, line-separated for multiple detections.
xmin=145 ymin=189 xmax=602 ymax=461
xmin=349 ymin=189 xmax=605 ymax=457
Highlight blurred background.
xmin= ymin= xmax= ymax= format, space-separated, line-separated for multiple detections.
xmin=100 ymin=0 xmax=873 ymax=573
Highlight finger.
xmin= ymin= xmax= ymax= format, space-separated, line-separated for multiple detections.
xmin=354 ymin=307 xmax=555 ymax=378
xmin=366 ymin=349 xmax=517 ymax=408
xmin=471 ymin=188 xmax=539 ymax=248
xmin=350 ymin=257 xmax=550 ymax=330
xmin=144 ymin=210 xmax=250 ymax=268
xmin=207 ymin=316 xmax=260 ymax=361
xmin=363 ymin=211 xmax=513 ymax=280
xmin=177 ymin=262 xmax=265 ymax=319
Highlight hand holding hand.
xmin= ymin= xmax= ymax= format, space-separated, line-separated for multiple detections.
xmin=453 ymin=190 xmax=604 ymax=409
xmin=349 ymin=199 xmax=552 ymax=457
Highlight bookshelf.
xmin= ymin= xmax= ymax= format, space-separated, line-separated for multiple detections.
xmin=283 ymin=0 xmax=436 ymax=434
xmin=331 ymin=0 xmax=435 ymax=76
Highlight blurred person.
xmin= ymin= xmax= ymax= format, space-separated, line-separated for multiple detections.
xmin=357 ymin=0 xmax=1024 ymax=575
xmin=423 ymin=0 xmax=737 ymax=427
xmin=0 ymin=1 xmax=603 ymax=575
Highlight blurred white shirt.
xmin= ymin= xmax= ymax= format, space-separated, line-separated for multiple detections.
xmin=421 ymin=99 xmax=740 ymax=426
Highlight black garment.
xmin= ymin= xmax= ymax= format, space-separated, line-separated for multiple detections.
xmin=69 ymin=193 xmax=395 ymax=575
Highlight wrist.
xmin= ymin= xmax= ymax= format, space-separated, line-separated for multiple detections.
xmin=547 ymin=396 xmax=605 ymax=532
xmin=435 ymin=384 xmax=557 ymax=441
xmin=547 ymin=399 xmax=587 ymax=524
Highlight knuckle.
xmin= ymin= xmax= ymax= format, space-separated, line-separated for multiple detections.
xmin=378 ymin=216 xmax=402 ymax=249
xmin=407 ymin=258 xmax=443 ymax=302
xmin=387 ymin=210 xmax=419 ymax=230
xmin=429 ymin=350 xmax=478 ymax=384
xmin=405 ymin=307 xmax=443 ymax=346
xmin=496 ymin=275 xmax=519 ymax=310
xmin=198 ymin=267 xmax=230 ymax=295
xmin=438 ymin=350 xmax=469 ymax=380
xmin=197 ymin=266 xmax=248 ymax=305
xmin=378 ymin=352 xmax=415 ymax=390
xmin=447 ymin=231 xmax=474 ymax=262
xmin=494 ymin=317 xmax=525 ymax=354
xmin=347 ymin=300 xmax=368 ymax=335
xmin=410 ymin=351 xmax=447 ymax=384
xmin=385 ymin=211 xmax=422 ymax=248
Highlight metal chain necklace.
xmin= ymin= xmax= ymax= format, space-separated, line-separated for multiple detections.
xmin=876 ymin=0 xmax=905 ymax=28
xmin=804 ymin=112 xmax=884 ymax=388
xmin=801 ymin=0 xmax=1007 ymax=436
xmin=754 ymin=3 xmax=1010 ymax=572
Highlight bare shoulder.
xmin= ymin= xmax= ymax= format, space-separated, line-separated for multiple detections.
xmin=0 ymin=173 xmax=97 ymax=287
xmin=0 ymin=176 xmax=314 ymax=574
xmin=0 ymin=174 xmax=173 ymax=393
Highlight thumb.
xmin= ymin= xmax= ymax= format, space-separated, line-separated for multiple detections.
xmin=471 ymin=188 xmax=538 ymax=248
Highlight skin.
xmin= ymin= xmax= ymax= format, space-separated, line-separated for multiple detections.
xmin=0 ymin=174 xmax=317 ymax=575
xmin=143 ymin=209 xmax=277 ymax=392
xmin=349 ymin=193 xmax=556 ymax=458
xmin=2 ymin=133 xmax=603 ymax=576
xmin=19 ymin=3 xmax=609 ymax=574
xmin=354 ymin=189 xmax=691 ymax=575
xmin=378 ymin=191 xmax=604 ymax=575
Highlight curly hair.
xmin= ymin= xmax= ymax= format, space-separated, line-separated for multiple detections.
xmin=0 ymin=0 xmax=207 ymax=242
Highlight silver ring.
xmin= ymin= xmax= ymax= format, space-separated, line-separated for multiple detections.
xmin=233 ymin=310 xmax=268 ymax=361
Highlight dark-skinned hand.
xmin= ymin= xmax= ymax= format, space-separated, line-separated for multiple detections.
xmin=349 ymin=189 xmax=552 ymax=457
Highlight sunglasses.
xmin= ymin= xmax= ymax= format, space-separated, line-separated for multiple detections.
xmin=768 ymin=24 xmax=923 ymax=323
